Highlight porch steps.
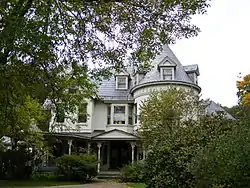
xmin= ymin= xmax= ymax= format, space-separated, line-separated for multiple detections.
xmin=97 ymin=171 xmax=121 ymax=179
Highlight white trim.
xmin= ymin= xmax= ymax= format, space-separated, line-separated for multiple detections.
xmin=160 ymin=67 xmax=175 ymax=80
xmin=110 ymin=104 xmax=128 ymax=125
xmin=116 ymin=76 xmax=128 ymax=90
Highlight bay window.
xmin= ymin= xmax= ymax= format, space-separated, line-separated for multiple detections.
xmin=113 ymin=106 xmax=126 ymax=124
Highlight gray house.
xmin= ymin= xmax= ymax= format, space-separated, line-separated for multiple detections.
xmin=47 ymin=45 xmax=231 ymax=173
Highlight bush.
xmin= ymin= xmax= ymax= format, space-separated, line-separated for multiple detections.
xmin=0 ymin=148 xmax=34 ymax=180
xmin=120 ymin=162 xmax=145 ymax=182
xmin=190 ymin=122 xmax=250 ymax=188
xmin=32 ymin=172 xmax=57 ymax=181
xmin=55 ymin=153 xmax=97 ymax=181
xmin=143 ymin=145 xmax=195 ymax=188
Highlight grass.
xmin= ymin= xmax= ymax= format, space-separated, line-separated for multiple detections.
xmin=0 ymin=180 xmax=83 ymax=187
xmin=127 ymin=183 xmax=146 ymax=188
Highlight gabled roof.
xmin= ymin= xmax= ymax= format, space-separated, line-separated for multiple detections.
xmin=91 ymin=129 xmax=140 ymax=140
xmin=97 ymin=45 xmax=199 ymax=99
xmin=184 ymin=64 xmax=200 ymax=76
xmin=136 ymin=45 xmax=193 ymax=85
xmin=205 ymin=100 xmax=235 ymax=120
xmin=97 ymin=66 xmax=135 ymax=101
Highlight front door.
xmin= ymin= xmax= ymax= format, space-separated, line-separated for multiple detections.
xmin=110 ymin=141 xmax=130 ymax=169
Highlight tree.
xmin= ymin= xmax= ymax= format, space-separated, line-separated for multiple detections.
xmin=237 ymin=74 xmax=250 ymax=106
xmin=190 ymin=120 xmax=250 ymax=188
xmin=0 ymin=0 xmax=210 ymax=156
xmin=139 ymin=88 xmax=235 ymax=188
xmin=139 ymin=88 xmax=202 ymax=148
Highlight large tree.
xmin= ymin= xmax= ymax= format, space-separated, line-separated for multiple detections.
xmin=0 ymin=0 xmax=211 ymax=146
xmin=139 ymin=88 xmax=235 ymax=188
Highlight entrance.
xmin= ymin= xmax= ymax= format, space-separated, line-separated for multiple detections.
xmin=110 ymin=141 xmax=131 ymax=169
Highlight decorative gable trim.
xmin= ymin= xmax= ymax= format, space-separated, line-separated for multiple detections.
xmin=158 ymin=56 xmax=177 ymax=68
xmin=91 ymin=129 xmax=140 ymax=140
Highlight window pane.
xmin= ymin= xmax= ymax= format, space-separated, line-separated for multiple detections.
xmin=113 ymin=105 xmax=126 ymax=124
xmin=114 ymin=106 xmax=125 ymax=113
xmin=107 ymin=106 xmax=111 ymax=124
xmin=162 ymin=68 xmax=173 ymax=80
xmin=117 ymin=77 xmax=127 ymax=89
xmin=78 ymin=103 xmax=87 ymax=123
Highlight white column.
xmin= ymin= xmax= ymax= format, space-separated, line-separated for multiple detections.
xmin=130 ymin=142 xmax=136 ymax=165
xmin=87 ymin=142 xmax=91 ymax=154
xmin=97 ymin=142 xmax=102 ymax=173
xmin=68 ymin=139 xmax=72 ymax=155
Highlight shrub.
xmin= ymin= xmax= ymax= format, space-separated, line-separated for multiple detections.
xmin=55 ymin=153 xmax=97 ymax=181
xmin=32 ymin=172 xmax=57 ymax=181
xmin=120 ymin=162 xmax=145 ymax=182
xmin=0 ymin=148 xmax=34 ymax=180
xmin=143 ymin=145 xmax=195 ymax=188
xmin=190 ymin=122 xmax=250 ymax=188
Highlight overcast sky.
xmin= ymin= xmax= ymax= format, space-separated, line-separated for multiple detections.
xmin=170 ymin=0 xmax=250 ymax=107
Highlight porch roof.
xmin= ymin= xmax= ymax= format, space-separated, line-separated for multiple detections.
xmin=91 ymin=129 xmax=140 ymax=141
xmin=45 ymin=129 xmax=140 ymax=141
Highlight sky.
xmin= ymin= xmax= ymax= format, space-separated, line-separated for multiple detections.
xmin=170 ymin=0 xmax=250 ymax=107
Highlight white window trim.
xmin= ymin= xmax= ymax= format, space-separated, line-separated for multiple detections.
xmin=116 ymin=76 xmax=128 ymax=90
xmin=110 ymin=104 xmax=128 ymax=125
xmin=160 ymin=67 xmax=175 ymax=80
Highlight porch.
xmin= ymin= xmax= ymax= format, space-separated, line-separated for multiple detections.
xmin=45 ymin=129 xmax=146 ymax=173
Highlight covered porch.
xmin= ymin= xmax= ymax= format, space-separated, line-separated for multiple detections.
xmin=44 ymin=129 xmax=146 ymax=173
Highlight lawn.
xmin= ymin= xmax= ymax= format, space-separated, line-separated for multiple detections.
xmin=127 ymin=183 xmax=146 ymax=188
xmin=0 ymin=180 xmax=83 ymax=187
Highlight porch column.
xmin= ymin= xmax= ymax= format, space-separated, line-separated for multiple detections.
xmin=97 ymin=142 xmax=102 ymax=173
xmin=130 ymin=142 xmax=136 ymax=164
xmin=87 ymin=142 xmax=91 ymax=154
xmin=68 ymin=139 xmax=72 ymax=155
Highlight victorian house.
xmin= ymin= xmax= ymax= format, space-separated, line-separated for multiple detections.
xmin=47 ymin=45 xmax=233 ymax=174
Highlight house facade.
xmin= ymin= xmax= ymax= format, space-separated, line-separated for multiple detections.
xmin=48 ymin=45 xmax=203 ymax=173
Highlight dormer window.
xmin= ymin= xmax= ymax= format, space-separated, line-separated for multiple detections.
xmin=161 ymin=67 xmax=174 ymax=80
xmin=116 ymin=76 xmax=128 ymax=90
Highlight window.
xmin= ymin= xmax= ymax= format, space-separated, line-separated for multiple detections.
xmin=56 ymin=105 xmax=65 ymax=123
xmin=134 ymin=103 xmax=137 ymax=124
xmin=161 ymin=68 xmax=174 ymax=80
xmin=78 ymin=103 xmax=87 ymax=123
xmin=128 ymin=105 xmax=133 ymax=125
xmin=107 ymin=105 xmax=111 ymax=124
xmin=116 ymin=76 xmax=128 ymax=89
xmin=113 ymin=106 xmax=126 ymax=124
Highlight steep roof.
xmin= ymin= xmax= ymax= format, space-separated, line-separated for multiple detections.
xmin=139 ymin=45 xmax=193 ymax=84
xmin=97 ymin=45 xmax=197 ymax=99
xmin=184 ymin=64 xmax=200 ymax=76
xmin=205 ymin=100 xmax=235 ymax=120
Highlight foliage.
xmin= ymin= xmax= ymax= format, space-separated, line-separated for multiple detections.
xmin=144 ymin=145 xmax=195 ymax=188
xmin=0 ymin=147 xmax=40 ymax=180
xmin=237 ymin=74 xmax=250 ymax=106
xmin=55 ymin=153 xmax=97 ymax=182
xmin=120 ymin=162 xmax=145 ymax=183
xmin=127 ymin=183 xmax=146 ymax=188
xmin=190 ymin=121 xmax=250 ymax=188
xmin=32 ymin=172 xmax=57 ymax=181
xmin=139 ymin=88 xmax=236 ymax=188
xmin=139 ymin=88 xmax=202 ymax=148
xmin=0 ymin=0 xmax=210 ymax=180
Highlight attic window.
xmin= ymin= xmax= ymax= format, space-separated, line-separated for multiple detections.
xmin=161 ymin=67 xmax=174 ymax=80
xmin=116 ymin=76 xmax=128 ymax=89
